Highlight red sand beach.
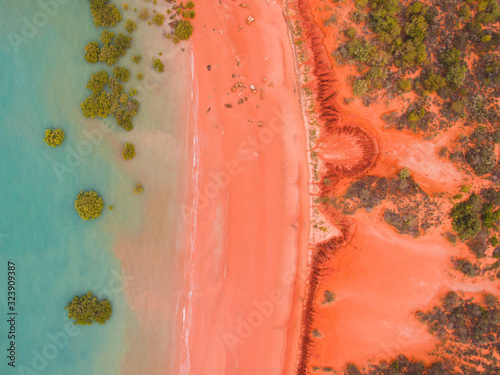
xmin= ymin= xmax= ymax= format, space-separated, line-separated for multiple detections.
xmin=177 ymin=0 xmax=309 ymax=374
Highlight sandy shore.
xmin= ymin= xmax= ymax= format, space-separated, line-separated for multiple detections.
xmin=102 ymin=3 xmax=194 ymax=373
xmin=176 ymin=0 xmax=309 ymax=373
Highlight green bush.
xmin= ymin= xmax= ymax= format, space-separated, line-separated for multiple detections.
xmin=465 ymin=144 xmax=496 ymax=176
xmin=344 ymin=27 xmax=357 ymax=39
xmin=397 ymin=78 xmax=412 ymax=92
xmin=131 ymin=54 xmax=142 ymax=63
xmin=439 ymin=47 xmax=461 ymax=67
xmin=138 ymin=8 xmax=149 ymax=20
xmin=84 ymin=41 xmax=100 ymax=63
xmin=174 ymin=20 xmax=194 ymax=40
xmin=152 ymin=14 xmax=165 ymax=25
xmin=81 ymin=91 xmax=112 ymax=118
xmin=86 ymin=70 xmax=109 ymax=94
xmin=113 ymin=66 xmax=130 ymax=82
xmin=65 ymin=291 xmax=112 ymax=325
xmin=89 ymin=0 xmax=122 ymax=27
xmin=133 ymin=183 xmax=144 ymax=194
xmin=346 ymin=38 xmax=373 ymax=64
xmin=481 ymin=203 xmax=500 ymax=227
xmin=153 ymin=58 xmax=164 ymax=72
xmin=446 ymin=63 xmax=467 ymax=87
xmin=186 ymin=1 xmax=195 ymax=9
xmin=451 ymin=194 xmax=483 ymax=240
xmin=44 ymin=129 xmax=65 ymax=147
xmin=458 ymin=4 xmax=472 ymax=20
xmin=182 ymin=10 xmax=196 ymax=19
xmin=122 ymin=142 xmax=136 ymax=160
xmin=88 ymin=31 xmax=132 ymax=66
xmin=422 ymin=71 xmax=446 ymax=93
xmin=352 ymin=79 xmax=368 ymax=96
xmin=74 ymin=190 xmax=104 ymax=220
xmin=100 ymin=30 xmax=114 ymax=44
xmin=125 ymin=19 xmax=137 ymax=33
xmin=407 ymin=108 xmax=425 ymax=123
xmin=451 ymin=99 xmax=465 ymax=114
xmin=399 ymin=168 xmax=410 ymax=179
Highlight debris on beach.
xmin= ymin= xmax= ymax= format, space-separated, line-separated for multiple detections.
xmin=257 ymin=121 xmax=264 ymax=127
xmin=225 ymin=103 xmax=233 ymax=108
xmin=246 ymin=16 xmax=255 ymax=25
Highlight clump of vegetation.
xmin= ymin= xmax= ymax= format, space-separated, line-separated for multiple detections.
xmin=182 ymin=10 xmax=195 ymax=19
xmin=450 ymin=194 xmax=483 ymax=240
xmin=186 ymin=1 xmax=195 ymax=9
xmin=399 ymin=168 xmax=410 ymax=179
xmin=344 ymin=363 xmax=361 ymax=375
xmin=65 ymin=291 xmax=112 ymax=325
xmin=113 ymin=66 xmax=130 ymax=82
xmin=362 ymin=355 xmax=454 ymax=374
xmin=44 ymin=129 xmax=65 ymax=147
xmin=397 ymin=78 xmax=412 ymax=92
xmin=174 ymin=20 xmax=194 ymax=41
xmin=322 ymin=290 xmax=336 ymax=304
xmin=84 ymin=30 xmax=132 ymax=65
xmin=125 ymin=19 xmax=137 ymax=33
xmin=122 ymin=142 xmax=136 ymax=160
xmin=138 ymin=8 xmax=149 ymax=20
xmin=133 ymin=183 xmax=144 ymax=194
xmin=352 ymin=79 xmax=368 ymax=96
xmin=89 ymin=0 xmax=122 ymax=27
xmin=131 ymin=54 xmax=142 ymax=63
xmin=74 ymin=190 xmax=104 ymax=220
xmin=152 ymin=13 xmax=165 ymax=25
xmin=335 ymin=174 xmax=441 ymax=236
xmin=416 ymin=291 xmax=500 ymax=374
xmin=333 ymin=0 xmax=500 ymax=133
xmin=152 ymin=58 xmax=164 ymax=72
xmin=81 ymin=70 xmax=139 ymax=131
xmin=84 ymin=41 xmax=100 ymax=63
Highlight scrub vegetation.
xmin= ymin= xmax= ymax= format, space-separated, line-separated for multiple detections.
xmin=65 ymin=291 xmax=112 ymax=325
xmin=44 ymin=129 xmax=65 ymax=147
xmin=74 ymin=190 xmax=104 ymax=220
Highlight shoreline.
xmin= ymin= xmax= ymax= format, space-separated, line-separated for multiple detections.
xmin=107 ymin=6 xmax=195 ymax=373
xmin=176 ymin=0 xmax=310 ymax=373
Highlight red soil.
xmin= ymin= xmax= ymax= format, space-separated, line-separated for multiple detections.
xmin=292 ymin=0 xmax=489 ymax=373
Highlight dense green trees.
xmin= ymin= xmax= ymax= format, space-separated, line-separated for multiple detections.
xmin=84 ymin=41 xmax=100 ymax=63
xmin=451 ymin=194 xmax=483 ymax=240
xmin=84 ymin=30 xmax=132 ymax=66
xmin=174 ymin=20 xmax=194 ymax=41
xmin=131 ymin=54 xmax=142 ymax=64
xmin=152 ymin=14 xmax=165 ymax=25
xmin=122 ymin=142 xmax=136 ymax=160
xmin=74 ymin=190 xmax=104 ymax=220
xmin=44 ymin=129 xmax=65 ymax=147
xmin=153 ymin=58 xmax=164 ymax=72
xmin=125 ymin=19 xmax=137 ymax=33
xmin=81 ymin=71 xmax=139 ymax=130
xmin=65 ymin=292 xmax=112 ymax=325
xmin=89 ymin=0 xmax=122 ymax=28
xmin=113 ymin=66 xmax=130 ymax=82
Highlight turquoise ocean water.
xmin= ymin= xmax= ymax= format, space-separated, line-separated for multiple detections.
xmin=0 ymin=1 xmax=141 ymax=374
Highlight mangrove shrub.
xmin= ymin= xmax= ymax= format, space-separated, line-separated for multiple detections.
xmin=74 ymin=190 xmax=104 ymax=220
